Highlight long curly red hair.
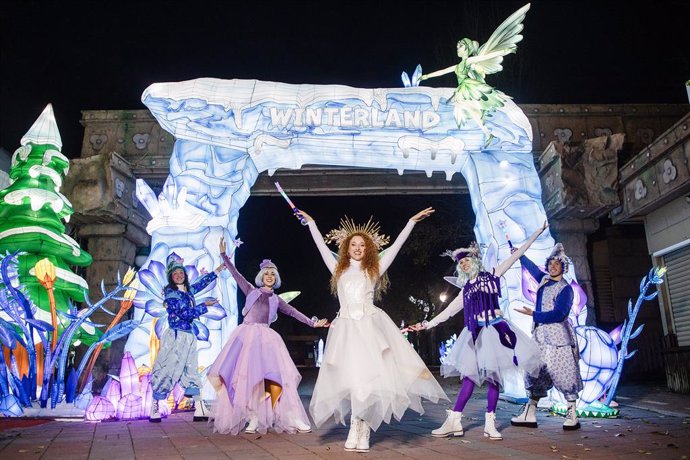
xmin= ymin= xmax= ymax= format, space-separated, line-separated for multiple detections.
xmin=330 ymin=232 xmax=389 ymax=299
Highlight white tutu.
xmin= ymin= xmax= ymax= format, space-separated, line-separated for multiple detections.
xmin=441 ymin=318 xmax=543 ymax=387
xmin=310 ymin=307 xmax=448 ymax=430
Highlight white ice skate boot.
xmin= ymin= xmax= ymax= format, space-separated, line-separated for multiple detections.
xmin=511 ymin=399 xmax=538 ymax=428
xmin=295 ymin=419 xmax=312 ymax=433
xmin=244 ymin=414 xmax=259 ymax=433
xmin=344 ymin=416 xmax=361 ymax=451
xmin=149 ymin=399 xmax=161 ymax=423
xmin=431 ymin=409 xmax=464 ymax=437
xmin=483 ymin=412 xmax=503 ymax=440
xmin=563 ymin=401 xmax=581 ymax=430
xmin=192 ymin=395 xmax=209 ymax=422
xmin=355 ymin=420 xmax=371 ymax=453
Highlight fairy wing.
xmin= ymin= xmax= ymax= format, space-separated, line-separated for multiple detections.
xmin=467 ymin=3 xmax=531 ymax=77
xmin=444 ymin=276 xmax=463 ymax=288
xmin=279 ymin=291 xmax=301 ymax=303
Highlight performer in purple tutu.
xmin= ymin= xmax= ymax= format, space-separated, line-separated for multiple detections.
xmin=409 ymin=221 xmax=548 ymax=440
xmin=297 ymin=207 xmax=448 ymax=453
xmin=207 ymin=238 xmax=328 ymax=435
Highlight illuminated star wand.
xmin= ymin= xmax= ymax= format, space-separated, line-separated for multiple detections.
xmin=275 ymin=182 xmax=307 ymax=225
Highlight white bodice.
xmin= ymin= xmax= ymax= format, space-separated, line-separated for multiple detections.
xmin=336 ymin=260 xmax=379 ymax=319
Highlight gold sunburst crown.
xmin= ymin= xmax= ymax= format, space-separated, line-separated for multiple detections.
xmin=324 ymin=216 xmax=390 ymax=250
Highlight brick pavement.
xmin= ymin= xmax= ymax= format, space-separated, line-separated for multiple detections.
xmin=1 ymin=368 xmax=689 ymax=459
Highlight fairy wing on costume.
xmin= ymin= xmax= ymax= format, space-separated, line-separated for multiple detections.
xmin=466 ymin=3 xmax=530 ymax=78
xmin=271 ymin=291 xmax=302 ymax=324
xmin=279 ymin=291 xmax=301 ymax=303
xmin=444 ymin=276 xmax=463 ymax=288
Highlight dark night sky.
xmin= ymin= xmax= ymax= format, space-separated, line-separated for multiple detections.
xmin=1 ymin=1 xmax=689 ymax=335
xmin=1 ymin=0 xmax=689 ymax=155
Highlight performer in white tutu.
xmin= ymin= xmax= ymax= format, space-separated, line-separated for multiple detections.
xmin=207 ymin=238 xmax=328 ymax=435
xmin=295 ymin=207 xmax=448 ymax=453
xmin=409 ymin=221 xmax=548 ymax=440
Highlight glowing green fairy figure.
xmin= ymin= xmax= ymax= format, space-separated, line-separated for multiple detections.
xmin=420 ymin=3 xmax=531 ymax=144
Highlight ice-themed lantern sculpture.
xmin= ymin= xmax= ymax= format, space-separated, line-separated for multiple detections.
xmin=125 ymin=66 xmax=555 ymax=398
xmin=85 ymin=395 xmax=115 ymax=421
xmin=116 ymin=393 xmax=142 ymax=420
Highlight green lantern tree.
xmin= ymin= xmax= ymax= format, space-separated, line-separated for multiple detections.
xmin=0 ymin=104 xmax=96 ymax=346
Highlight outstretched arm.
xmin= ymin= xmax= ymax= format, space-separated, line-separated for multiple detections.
xmin=494 ymin=221 xmax=548 ymax=277
xmin=297 ymin=210 xmax=336 ymax=274
xmin=189 ymin=272 xmax=217 ymax=296
xmin=220 ymin=253 xmax=254 ymax=295
xmin=277 ymin=296 xmax=316 ymax=327
xmin=533 ymin=285 xmax=574 ymax=324
xmin=421 ymin=65 xmax=455 ymax=81
xmin=410 ymin=293 xmax=464 ymax=330
xmin=519 ymin=254 xmax=547 ymax=284
xmin=379 ymin=207 xmax=434 ymax=274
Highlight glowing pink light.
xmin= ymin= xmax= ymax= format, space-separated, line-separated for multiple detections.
xmin=172 ymin=382 xmax=185 ymax=408
xmin=103 ymin=377 xmax=121 ymax=409
xmin=119 ymin=352 xmax=139 ymax=396
xmin=85 ymin=395 xmax=115 ymax=421
xmin=520 ymin=266 xmax=539 ymax=303
xmin=570 ymin=280 xmax=588 ymax=316
xmin=116 ymin=393 xmax=143 ymax=420
xmin=140 ymin=373 xmax=153 ymax=418
xmin=609 ymin=324 xmax=623 ymax=345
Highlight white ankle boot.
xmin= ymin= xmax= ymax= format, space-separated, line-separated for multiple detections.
xmin=431 ymin=409 xmax=464 ymax=437
xmin=484 ymin=412 xmax=502 ymax=440
xmin=149 ymin=399 xmax=161 ymax=423
xmin=563 ymin=401 xmax=581 ymax=430
xmin=511 ymin=399 xmax=538 ymax=428
xmin=193 ymin=396 xmax=209 ymax=422
xmin=295 ymin=419 xmax=312 ymax=433
xmin=244 ymin=414 xmax=259 ymax=433
xmin=344 ymin=416 xmax=360 ymax=451
xmin=355 ymin=420 xmax=371 ymax=453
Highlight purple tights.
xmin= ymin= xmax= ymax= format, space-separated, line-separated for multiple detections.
xmin=453 ymin=377 xmax=499 ymax=413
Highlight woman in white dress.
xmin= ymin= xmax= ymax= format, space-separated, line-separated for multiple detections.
xmin=296 ymin=207 xmax=448 ymax=453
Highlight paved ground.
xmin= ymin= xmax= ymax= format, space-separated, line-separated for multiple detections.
xmin=1 ymin=368 xmax=689 ymax=459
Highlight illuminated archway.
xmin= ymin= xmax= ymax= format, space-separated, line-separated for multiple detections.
xmin=125 ymin=78 xmax=560 ymax=397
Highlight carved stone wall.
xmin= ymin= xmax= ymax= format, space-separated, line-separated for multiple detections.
xmin=540 ymin=134 xmax=623 ymax=219
xmin=614 ymin=112 xmax=690 ymax=223
xmin=62 ymin=151 xmax=150 ymax=319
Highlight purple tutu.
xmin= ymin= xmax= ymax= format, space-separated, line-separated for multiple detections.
xmin=207 ymin=323 xmax=310 ymax=434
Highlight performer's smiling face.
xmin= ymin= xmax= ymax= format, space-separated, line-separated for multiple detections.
xmin=171 ymin=268 xmax=186 ymax=285
xmin=262 ymin=270 xmax=277 ymax=288
xmin=348 ymin=235 xmax=366 ymax=261
xmin=547 ymin=259 xmax=564 ymax=279
xmin=459 ymin=257 xmax=473 ymax=273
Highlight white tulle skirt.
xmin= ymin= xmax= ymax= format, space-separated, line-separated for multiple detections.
xmin=441 ymin=318 xmax=543 ymax=387
xmin=309 ymin=307 xmax=448 ymax=431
